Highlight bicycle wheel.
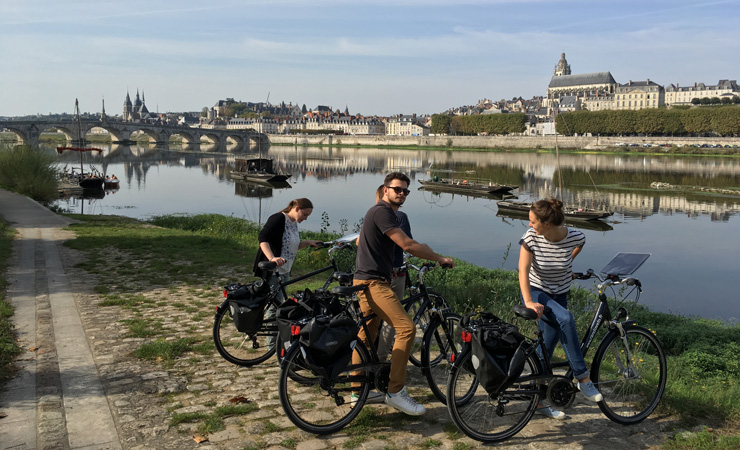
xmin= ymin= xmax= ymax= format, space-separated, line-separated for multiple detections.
xmin=591 ymin=325 xmax=667 ymax=425
xmin=278 ymin=341 xmax=371 ymax=434
xmin=421 ymin=312 xmax=463 ymax=404
xmin=447 ymin=348 xmax=542 ymax=443
xmin=213 ymin=299 xmax=278 ymax=366
xmin=406 ymin=292 xmax=447 ymax=367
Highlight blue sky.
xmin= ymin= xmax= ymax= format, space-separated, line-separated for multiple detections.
xmin=1 ymin=0 xmax=738 ymax=117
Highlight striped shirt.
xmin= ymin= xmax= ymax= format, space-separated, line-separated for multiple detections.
xmin=520 ymin=228 xmax=585 ymax=295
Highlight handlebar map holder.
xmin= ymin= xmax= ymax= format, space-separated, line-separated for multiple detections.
xmin=600 ymin=252 xmax=651 ymax=276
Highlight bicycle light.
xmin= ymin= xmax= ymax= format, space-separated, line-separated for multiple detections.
xmin=290 ymin=324 xmax=302 ymax=336
xmin=461 ymin=331 xmax=472 ymax=343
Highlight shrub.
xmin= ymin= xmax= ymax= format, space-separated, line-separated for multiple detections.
xmin=0 ymin=145 xmax=59 ymax=203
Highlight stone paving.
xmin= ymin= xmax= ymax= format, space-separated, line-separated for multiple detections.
xmin=59 ymin=241 xmax=678 ymax=450
xmin=0 ymin=189 xmax=680 ymax=449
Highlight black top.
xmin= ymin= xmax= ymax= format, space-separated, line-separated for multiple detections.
xmin=253 ymin=212 xmax=286 ymax=278
xmin=354 ymin=200 xmax=399 ymax=282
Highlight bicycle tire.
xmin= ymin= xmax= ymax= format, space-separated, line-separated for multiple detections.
xmin=278 ymin=340 xmax=371 ymax=434
xmin=591 ymin=324 xmax=667 ymax=425
xmin=421 ymin=312 xmax=463 ymax=404
xmin=447 ymin=348 xmax=542 ymax=443
xmin=212 ymin=298 xmax=278 ymax=366
xmin=406 ymin=291 xmax=448 ymax=367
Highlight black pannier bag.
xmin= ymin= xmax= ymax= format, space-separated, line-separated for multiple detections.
xmin=224 ymin=281 xmax=270 ymax=334
xmin=276 ymin=289 xmax=343 ymax=347
xmin=298 ymin=312 xmax=358 ymax=379
xmin=466 ymin=312 xmax=529 ymax=394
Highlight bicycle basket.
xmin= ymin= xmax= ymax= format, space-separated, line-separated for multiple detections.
xmin=298 ymin=311 xmax=358 ymax=379
xmin=468 ymin=313 xmax=529 ymax=394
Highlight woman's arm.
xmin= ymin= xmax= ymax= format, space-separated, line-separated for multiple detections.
xmin=298 ymin=240 xmax=322 ymax=250
xmin=518 ymin=245 xmax=544 ymax=318
xmin=260 ymin=241 xmax=286 ymax=267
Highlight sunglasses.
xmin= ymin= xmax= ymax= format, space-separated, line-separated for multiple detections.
xmin=387 ymin=186 xmax=410 ymax=196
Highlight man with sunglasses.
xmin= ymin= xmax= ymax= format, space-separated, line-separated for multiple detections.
xmin=353 ymin=172 xmax=454 ymax=416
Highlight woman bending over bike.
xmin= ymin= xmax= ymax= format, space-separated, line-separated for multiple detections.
xmin=253 ymin=198 xmax=322 ymax=345
xmin=518 ymin=198 xmax=603 ymax=420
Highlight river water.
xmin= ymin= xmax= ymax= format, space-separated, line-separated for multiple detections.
xmin=50 ymin=143 xmax=740 ymax=322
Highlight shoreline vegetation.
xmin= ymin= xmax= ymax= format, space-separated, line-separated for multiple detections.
xmin=6 ymin=213 xmax=737 ymax=448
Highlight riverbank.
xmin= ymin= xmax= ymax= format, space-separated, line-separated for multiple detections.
xmin=268 ymin=133 xmax=740 ymax=153
xmin=1 ymin=205 xmax=739 ymax=448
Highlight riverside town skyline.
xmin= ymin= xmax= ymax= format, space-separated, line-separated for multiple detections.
xmin=1 ymin=1 xmax=738 ymax=117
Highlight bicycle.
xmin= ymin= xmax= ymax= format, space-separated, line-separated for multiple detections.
xmin=278 ymin=262 xmax=456 ymax=434
xmin=446 ymin=252 xmax=667 ymax=443
xmin=212 ymin=232 xmax=357 ymax=367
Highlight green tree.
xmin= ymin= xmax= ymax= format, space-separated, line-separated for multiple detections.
xmin=301 ymin=104 xmax=307 ymax=114
xmin=431 ymin=114 xmax=452 ymax=135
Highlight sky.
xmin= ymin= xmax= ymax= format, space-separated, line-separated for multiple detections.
xmin=1 ymin=0 xmax=738 ymax=117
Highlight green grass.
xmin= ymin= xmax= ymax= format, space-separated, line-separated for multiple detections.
xmin=0 ymin=220 xmax=21 ymax=383
xmin=0 ymin=144 xmax=59 ymax=203
xmin=170 ymin=402 xmax=259 ymax=435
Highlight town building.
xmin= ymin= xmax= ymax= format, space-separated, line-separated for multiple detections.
xmin=614 ymin=79 xmax=665 ymax=110
xmin=665 ymin=80 xmax=740 ymax=106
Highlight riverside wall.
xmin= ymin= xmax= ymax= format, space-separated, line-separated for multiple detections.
xmin=269 ymin=134 xmax=740 ymax=150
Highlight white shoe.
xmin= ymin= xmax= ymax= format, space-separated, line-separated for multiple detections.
xmin=578 ymin=380 xmax=603 ymax=402
xmin=536 ymin=405 xmax=566 ymax=420
xmin=385 ymin=386 xmax=426 ymax=416
xmin=350 ymin=390 xmax=384 ymax=405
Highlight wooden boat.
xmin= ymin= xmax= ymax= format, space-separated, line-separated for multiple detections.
xmin=496 ymin=210 xmax=613 ymax=231
xmin=496 ymin=200 xmax=613 ymax=221
xmin=231 ymin=158 xmax=291 ymax=183
xmin=56 ymin=99 xmax=105 ymax=191
xmin=419 ymin=178 xmax=517 ymax=195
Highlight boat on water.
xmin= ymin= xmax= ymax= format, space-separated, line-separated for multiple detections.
xmin=104 ymin=175 xmax=120 ymax=190
xmin=496 ymin=210 xmax=614 ymax=231
xmin=56 ymin=99 xmax=106 ymax=191
xmin=496 ymin=200 xmax=613 ymax=221
xmin=231 ymin=158 xmax=291 ymax=183
xmin=419 ymin=177 xmax=518 ymax=195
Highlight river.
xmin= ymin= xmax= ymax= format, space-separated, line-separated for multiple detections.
xmin=50 ymin=143 xmax=740 ymax=322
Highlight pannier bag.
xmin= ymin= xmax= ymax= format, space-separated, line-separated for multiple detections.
xmin=465 ymin=312 xmax=529 ymax=394
xmin=276 ymin=289 xmax=343 ymax=347
xmin=223 ymin=281 xmax=270 ymax=334
xmin=298 ymin=312 xmax=358 ymax=379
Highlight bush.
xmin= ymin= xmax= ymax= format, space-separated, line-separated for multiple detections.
xmin=0 ymin=145 xmax=59 ymax=203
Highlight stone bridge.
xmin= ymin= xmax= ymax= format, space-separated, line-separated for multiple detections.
xmin=0 ymin=118 xmax=269 ymax=151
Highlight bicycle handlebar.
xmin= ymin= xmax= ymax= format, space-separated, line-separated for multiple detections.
xmin=573 ymin=270 xmax=642 ymax=290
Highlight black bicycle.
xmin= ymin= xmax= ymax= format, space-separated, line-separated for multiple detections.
xmin=213 ymin=233 xmax=357 ymax=366
xmin=446 ymin=252 xmax=667 ymax=442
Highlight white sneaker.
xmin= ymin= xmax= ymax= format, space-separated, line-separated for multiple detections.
xmin=350 ymin=390 xmax=384 ymax=405
xmin=536 ymin=405 xmax=566 ymax=420
xmin=578 ymin=380 xmax=603 ymax=402
xmin=385 ymin=386 xmax=426 ymax=416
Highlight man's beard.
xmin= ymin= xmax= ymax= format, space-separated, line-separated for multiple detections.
xmin=387 ymin=196 xmax=405 ymax=207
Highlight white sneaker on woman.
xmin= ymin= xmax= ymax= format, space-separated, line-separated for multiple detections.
xmin=536 ymin=405 xmax=566 ymax=420
xmin=385 ymin=386 xmax=426 ymax=416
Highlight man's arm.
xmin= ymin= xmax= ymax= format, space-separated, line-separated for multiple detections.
xmin=386 ymin=228 xmax=454 ymax=267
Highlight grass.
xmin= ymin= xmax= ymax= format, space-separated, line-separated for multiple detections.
xmin=0 ymin=220 xmax=21 ymax=382
xmin=0 ymin=144 xmax=59 ymax=203
xmin=28 ymin=213 xmax=740 ymax=447
xmin=170 ymin=403 xmax=259 ymax=435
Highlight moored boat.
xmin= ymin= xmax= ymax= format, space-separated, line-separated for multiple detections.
xmin=496 ymin=200 xmax=613 ymax=221
xmin=231 ymin=158 xmax=291 ymax=183
xmin=419 ymin=178 xmax=517 ymax=195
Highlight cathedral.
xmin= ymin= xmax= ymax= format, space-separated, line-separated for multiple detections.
xmin=122 ymin=90 xmax=151 ymax=122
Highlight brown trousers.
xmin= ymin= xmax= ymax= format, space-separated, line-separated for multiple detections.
xmin=352 ymin=278 xmax=415 ymax=394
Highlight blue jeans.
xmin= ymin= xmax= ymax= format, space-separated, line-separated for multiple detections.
xmin=522 ymin=287 xmax=589 ymax=380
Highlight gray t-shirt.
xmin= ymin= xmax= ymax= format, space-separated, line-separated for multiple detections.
xmin=355 ymin=200 xmax=399 ymax=282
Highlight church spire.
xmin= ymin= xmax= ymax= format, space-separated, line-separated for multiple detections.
xmin=554 ymin=52 xmax=571 ymax=76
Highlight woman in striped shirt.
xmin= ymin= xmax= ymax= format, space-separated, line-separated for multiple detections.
xmin=518 ymin=199 xmax=602 ymax=419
